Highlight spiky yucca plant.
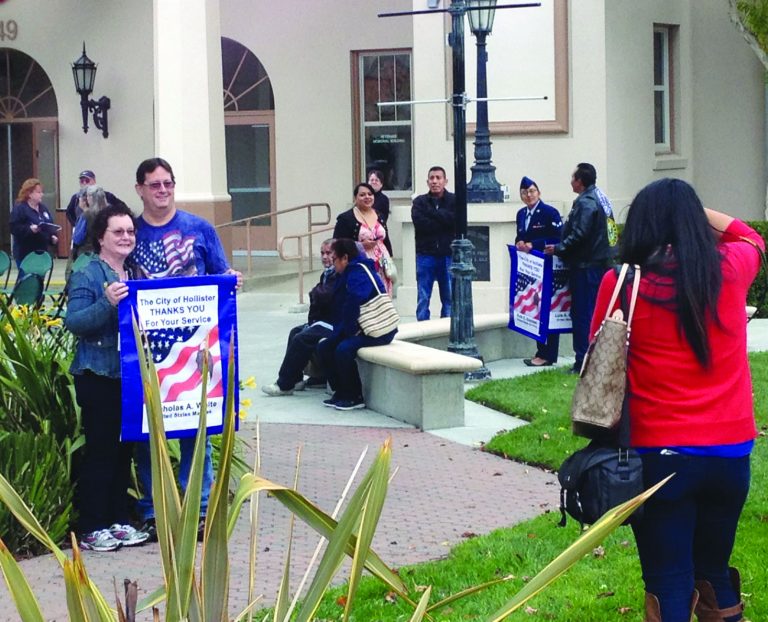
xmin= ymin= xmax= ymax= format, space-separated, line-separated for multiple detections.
xmin=0 ymin=316 xmax=670 ymax=621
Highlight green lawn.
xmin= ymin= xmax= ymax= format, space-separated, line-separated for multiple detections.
xmin=303 ymin=354 xmax=768 ymax=621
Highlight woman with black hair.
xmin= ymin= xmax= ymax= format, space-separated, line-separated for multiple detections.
xmin=316 ymin=238 xmax=397 ymax=410
xmin=590 ymin=178 xmax=762 ymax=621
xmin=333 ymin=183 xmax=394 ymax=294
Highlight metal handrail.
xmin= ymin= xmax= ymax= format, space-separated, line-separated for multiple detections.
xmin=278 ymin=225 xmax=335 ymax=304
xmin=215 ymin=202 xmax=332 ymax=277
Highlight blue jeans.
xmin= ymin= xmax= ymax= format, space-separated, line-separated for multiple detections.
xmin=632 ymin=452 xmax=750 ymax=621
xmin=135 ymin=436 xmax=213 ymax=520
xmin=416 ymin=254 xmax=452 ymax=321
xmin=569 ymin=266 xmax=606 ymax=368
xmin=316 ymin=331 xmax=396 ymax=400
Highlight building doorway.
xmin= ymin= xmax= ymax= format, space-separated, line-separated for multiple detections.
xmin=222 ymin=37 xmax=276 ymax=252
xmin=0 ymin=49 xmax=59 ymax=254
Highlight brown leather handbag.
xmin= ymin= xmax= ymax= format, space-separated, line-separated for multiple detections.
xmin=571 ymin=264 xmax=640 ymax=438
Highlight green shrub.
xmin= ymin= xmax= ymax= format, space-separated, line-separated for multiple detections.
xmin=746 ymin=220 xmax=768 ymax=317
xmin=0 ymin=301 xmax=79 ymax=554
xmin=0 ymin=430 xmax=74 ymax=556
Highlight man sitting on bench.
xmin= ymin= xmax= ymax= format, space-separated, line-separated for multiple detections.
xmin=262 ymin=239 xmax=341 ymax=395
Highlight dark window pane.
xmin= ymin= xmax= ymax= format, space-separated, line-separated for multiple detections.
xmin=378 ymin=56 xmax=396 ymax=121
xmin=362 ymin=56 xmax=380 ymax=122
xmin=394 ymin=54 xmax=412 ymax=119
xmin=653 ymin=31 xmax=664 ymax=86
xmin=365 ymin=125 xmax=412 ymax=191
xmin=225 ymin=124 xmax=271 ymax=225
xmin=231 ymin=191 xmax=271 ymax=225
xmin=654 ymin=91 xmax=665 ymax=144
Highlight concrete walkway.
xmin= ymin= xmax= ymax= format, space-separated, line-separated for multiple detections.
xmin=2 ymin=280 xmax=767 ymax=621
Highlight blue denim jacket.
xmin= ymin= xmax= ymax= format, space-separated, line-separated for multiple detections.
xmin=65 ymin=258 xmax=121 ymax=378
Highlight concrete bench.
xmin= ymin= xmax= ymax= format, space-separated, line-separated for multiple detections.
xmin=357 ymin=340 xmax=481 ymax=430
xmin=395 ymin=313 xmax=574 ymax=362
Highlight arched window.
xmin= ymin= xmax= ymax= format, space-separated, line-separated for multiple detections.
xmin=221 ymin=37 xmax=274 ymax=112
xmin=0 ymin=48 xmax=58 ymax=120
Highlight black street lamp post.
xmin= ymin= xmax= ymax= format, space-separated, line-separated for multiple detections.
xmin=466 ymin=0 xmax=504 ymax=203
xmin=447 ymin=0 xmax=491 ymax=380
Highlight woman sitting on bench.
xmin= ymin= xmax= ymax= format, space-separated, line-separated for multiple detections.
xmin=316 ymin=238 xmax=397 ymax=411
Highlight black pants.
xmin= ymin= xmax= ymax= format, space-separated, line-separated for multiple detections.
xmin=277 ymin=323 xmax=332 ymax=390
xmin=535 ymin=332 xmax=560 ymax=363
xmin=316 ymin=331 xmax=396 ymax=400
xmin=74 ymin=372 xmax=132 ymax=533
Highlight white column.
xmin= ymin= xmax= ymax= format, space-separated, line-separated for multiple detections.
xmin=152 ymin=0 xmax=230 ymax=214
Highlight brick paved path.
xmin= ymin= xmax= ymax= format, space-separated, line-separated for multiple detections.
xmin=0 ymin=422 xmax=557 ymax=621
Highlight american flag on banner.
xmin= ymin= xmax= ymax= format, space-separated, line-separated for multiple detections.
xmin=514 ymin=272 xmax=542 ymax=319
xmin=132 ymin=230 xmax=197 ymax=278
xmin=147 ymin=324 xmax=223 ymax=402
xmin=550 ymin=268 xmax=571 ymax=313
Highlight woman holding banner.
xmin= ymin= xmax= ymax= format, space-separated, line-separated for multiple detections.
xmin=65 ymin=203 xmax=150 ymax=552
xmin=514 ymin=176 xmax=563 ymax=366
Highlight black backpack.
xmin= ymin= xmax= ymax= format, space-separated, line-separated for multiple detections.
xmin=557 ymin=441 xmax=644 ymax=529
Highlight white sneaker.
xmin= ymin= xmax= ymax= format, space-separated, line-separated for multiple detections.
xmin=108 ymin=524 xmax=150 ymax=547
xmin=294 ymin=380 xmax=307 ymax=391
xmin=262 ymin=383 xmax=293 ymax=396
xmin=80 ymin=529 xmax=122 ymax=552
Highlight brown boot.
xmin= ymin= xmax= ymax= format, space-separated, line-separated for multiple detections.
xmin=694 ymin=567 xmax=745 ymax=621
xmin=643 ymin=590 xmax=698 ymax=622
xmin=644 ymin=592 xmax=661 ymax=622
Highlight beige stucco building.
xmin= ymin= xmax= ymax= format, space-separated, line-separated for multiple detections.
xmin=1 ymin=0 xmax=764 ymax=274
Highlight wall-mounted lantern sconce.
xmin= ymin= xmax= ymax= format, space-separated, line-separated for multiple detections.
xmin=71 ymin=43 xmax=110 ymax=138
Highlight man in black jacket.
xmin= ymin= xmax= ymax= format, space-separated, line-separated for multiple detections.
xmin=545 ymin=163 xmax=611 ymax=373
xmin=262 ymin=239 xmax=342 ymax=395
xmin=411 ymin=166 xmax=455 ymax=321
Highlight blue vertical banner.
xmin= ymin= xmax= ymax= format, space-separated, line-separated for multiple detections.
xmin=548 ymin=255 xmax=573 ymax=334
xmin=118 ymin=274 xmax=239 ymax=441
xmin=508 ymin=245 xmax=571 ymax=342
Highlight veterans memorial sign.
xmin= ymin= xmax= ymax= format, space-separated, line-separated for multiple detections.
xmin=118 ymin=274 xmax=239 ymax=441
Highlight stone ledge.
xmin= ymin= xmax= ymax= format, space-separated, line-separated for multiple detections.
xmin=357 ymin=339 xmax=481 ymax=374
xmin=394 ymin=313 xmax=509 ymax=342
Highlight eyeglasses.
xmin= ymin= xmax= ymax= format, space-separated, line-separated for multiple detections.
xmin=521 ymin=188 xmax=539 ymax=195
xmin=143 ymin=180 xmax=176 ymax=191
xmin=107 ymin=228 xmax=136 ymax=237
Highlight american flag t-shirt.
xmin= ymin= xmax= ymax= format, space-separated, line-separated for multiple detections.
xmin=132 ymin=229 xmax=198 ymax=278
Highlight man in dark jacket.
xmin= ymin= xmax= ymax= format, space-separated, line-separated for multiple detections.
xmin=262 ymin=239 xmax=342 ymax=395
xmin=545 ymin=162 xmax=611 ymax=373
xmin=65 ymin=170 xmax=120 ymax=226
xmin=411 ymin=166 xmax=455 ymax=321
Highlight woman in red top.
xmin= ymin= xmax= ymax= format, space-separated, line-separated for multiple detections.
xmin=590 ymin=179 xmax=762 ymax=622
